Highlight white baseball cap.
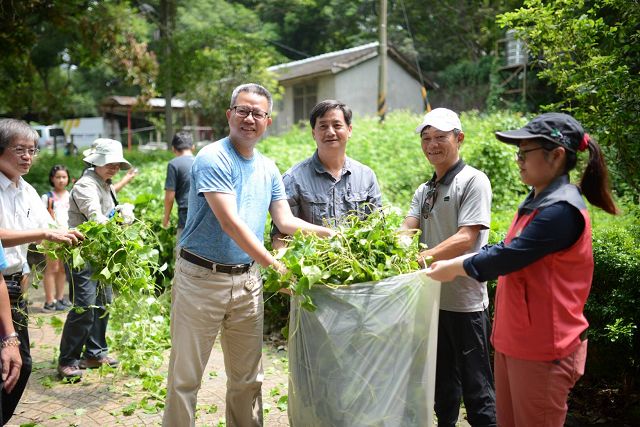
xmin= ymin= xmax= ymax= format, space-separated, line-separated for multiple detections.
xmin=82 ymin=138 xmax=131 ymax=169
xmin=415 ymin=108 xmax=462 ymax=134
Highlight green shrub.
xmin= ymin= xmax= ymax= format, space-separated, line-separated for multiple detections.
xmin=458 ymin=111 xmax=529 ymax=212
xmin=262 ymin=109 xmax=529 ymax=211
xmin=587 ymin=223 xmax=640 ymax=389
xmin=27 ymin=149 xmax=173 ymax=195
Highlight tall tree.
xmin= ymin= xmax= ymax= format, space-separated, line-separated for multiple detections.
xmin=165 ymin=0 xmax=283 ymax=135
xmin=237 ymin=0 xmax=376 ymax=59
xmin=239 ymin=0 xmax=522 ymax=72
xmin=0 ymin=0 xmax=157 ymax=122
xmin=499 ymin=0 xmax=640 ymax=195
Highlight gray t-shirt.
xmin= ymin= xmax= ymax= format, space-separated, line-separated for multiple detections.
xmin=165 ymin=154 xmax=194 ymax=228
xmin=407 ymin=163 xmax=492 ymax=312
xmin=273 ymin=151 xmax=382 ymax=235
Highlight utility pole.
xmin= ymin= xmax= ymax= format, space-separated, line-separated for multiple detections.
xmin=160 ymin=0 xmax=176 ymax=146
xmin=377 ymin=0 xmax=387 ymax=123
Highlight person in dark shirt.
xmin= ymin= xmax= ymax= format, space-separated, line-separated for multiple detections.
xmin=426 ymin=113 xmax=618 ymax=427
xmin=162 ymin=131 xmax=195 ymax=240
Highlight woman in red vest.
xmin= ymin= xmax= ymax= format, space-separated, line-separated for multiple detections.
xmin=426 ymin=113 xmax=618 ymax=427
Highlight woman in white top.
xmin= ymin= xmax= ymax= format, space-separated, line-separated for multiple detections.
xmin=41 ymin=165 xmax=72 ymax=311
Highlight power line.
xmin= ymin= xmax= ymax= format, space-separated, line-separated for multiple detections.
xmin=398 ymin=0 xmax=431 ymax=111
xmin=266 ymin=39 xmax=311 ymax=59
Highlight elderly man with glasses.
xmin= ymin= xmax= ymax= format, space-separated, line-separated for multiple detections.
xmin=0 ymin=119 xmax=82 ymax=423
xmin=162 ymin=83 xmax=333 ymax=427
xmin=400 ymin=108 xmax=496 ymax=427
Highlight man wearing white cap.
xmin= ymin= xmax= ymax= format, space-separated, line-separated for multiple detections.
xmin=57 ymin=138 xmax=132 ymax=380
xmin=401 ymin=108 xmax=496 ymax=426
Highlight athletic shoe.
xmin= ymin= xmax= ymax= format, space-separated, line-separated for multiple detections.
xmin=58 ymin=297 xmax=72 ymax=307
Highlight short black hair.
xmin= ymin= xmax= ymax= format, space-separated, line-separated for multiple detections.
xmin=230 ymin=83 xmax=273 ymax=114
xmin=171 ymin=131 xmax=193 ymax=151
xmin=309 ymin=100 xmax=352 ymax=128
xmin=49 ymin=164 xmax=70 ymax=186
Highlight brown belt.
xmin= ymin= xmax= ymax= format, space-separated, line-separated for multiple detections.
xmin=179 ymin=248 xmax=253 ymax=275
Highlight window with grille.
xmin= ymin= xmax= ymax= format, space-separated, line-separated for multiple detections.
xmin=293 ymin=83 xmax=318 ymax=124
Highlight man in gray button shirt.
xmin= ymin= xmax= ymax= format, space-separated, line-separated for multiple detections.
xmin=271 ymin=100 xmax=382 ymax=249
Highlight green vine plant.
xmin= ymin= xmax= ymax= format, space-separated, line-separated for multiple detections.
xmin=39 ymin=211 xmax=171 ymax=413
xmin=263 ymin=208 xmax=427 ymax=311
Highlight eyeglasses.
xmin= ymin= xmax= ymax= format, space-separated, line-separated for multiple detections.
xmin=421 ymin=183 xmax=438 ymax=219
xmin=231 ymin=105 xmax=269 ymax=121
xmin=515 ymin=146 xmax=545 ymax=162
xmin=7 ymin=146 xmax=40 ymax=157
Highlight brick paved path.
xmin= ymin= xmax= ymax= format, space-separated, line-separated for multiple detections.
xmin=7 ymin=285 xmax=290 ymax=427
xmin=9 ymin=285 xmax=472 ymax=427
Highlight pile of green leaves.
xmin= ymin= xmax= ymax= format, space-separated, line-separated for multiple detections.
xmin=263 ymin=209 xmax=423 ymax=311
xmin=41 ymin=213 xmax=165 ymax=292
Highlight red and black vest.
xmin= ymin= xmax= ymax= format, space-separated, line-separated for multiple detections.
xmin=492 ymin=177 xmax=592 ymax=361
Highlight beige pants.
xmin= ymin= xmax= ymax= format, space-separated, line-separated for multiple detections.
xmin=162 ymin=256 xmax=264 ymax=427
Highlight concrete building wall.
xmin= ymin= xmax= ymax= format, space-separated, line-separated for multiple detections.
xmin=270 ymin=58 xmax=424 ymax=135
xmin=270 ymin=75 xmax=335 ymax=135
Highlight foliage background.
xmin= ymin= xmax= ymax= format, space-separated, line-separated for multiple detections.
xmin=499 ymin=0 xmax=640 ymax=196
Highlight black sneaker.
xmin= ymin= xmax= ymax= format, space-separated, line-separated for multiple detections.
xmin=59 ymin=297 xmax=72 ymax=307
xmin=43 ymin=302 xmax=56 ymax=311
xmin=55 ymin=300 xmax=68 ymax=311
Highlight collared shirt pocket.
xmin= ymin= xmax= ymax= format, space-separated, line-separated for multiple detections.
xmin=344 ymin=190 xmax=371 ymax=218
xmin=300 ymin=190 xmax=331 ymax=226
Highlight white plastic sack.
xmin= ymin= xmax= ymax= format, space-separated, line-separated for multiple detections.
xmin=288 ymin=271 xmax=440 ymax=427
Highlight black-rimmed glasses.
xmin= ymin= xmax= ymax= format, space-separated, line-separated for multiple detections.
xmin=231 ymin=105 xmax=269 ymax=120
xmin=421 ymin=183 xmax=438 ymax=219
xmin=515 ymin=146 xmax=545 ymax=162
xmin=8 ymin=146 xmax=40 ymax=157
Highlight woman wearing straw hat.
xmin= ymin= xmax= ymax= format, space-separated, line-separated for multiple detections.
xmin=57 ymin=138 xmax=132 ymax=380
xmin=426 ymin=113 xmax=618 ymax=426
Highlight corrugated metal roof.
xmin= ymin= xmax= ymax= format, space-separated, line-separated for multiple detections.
xmin=268 ymin=42 xmax=379 ymax=80
xmin=268 ymin=42 xmax=436 ymax=89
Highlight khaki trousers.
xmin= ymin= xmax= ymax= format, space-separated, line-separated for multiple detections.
xmin=162 ymin=256 xmax=264 ymax=427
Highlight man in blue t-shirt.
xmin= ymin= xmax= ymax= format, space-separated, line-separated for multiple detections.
xmin=162 ymin=131 xmax=195 ymax=241
xmin=162 ymin=83 xmax=333 ymax=427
